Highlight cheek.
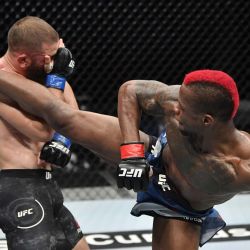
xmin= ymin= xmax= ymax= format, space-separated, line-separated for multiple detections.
xmin=180 ymin=113 xmax=195 ymax=127
xmin=179 ymin=111 xmax=188 ymax=122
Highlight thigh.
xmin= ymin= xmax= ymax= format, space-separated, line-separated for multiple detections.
xmin=72 ymin=238 xmax=90 ymax=250
xmin=152 ymin=217 xmax=201 ymax=250
xmin=0 ymin=179 xmax=58 ymax=249
xmin=3 ymin=196 xmax=58 ymax=250
xmin=55 ymin=205 xmax=87 ymax=249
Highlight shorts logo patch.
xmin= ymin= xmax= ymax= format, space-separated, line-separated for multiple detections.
xmin=150 ymin=139 xmax=162 ymax=158
xmin=17 ymin=208 xmax=33 ymax=218
xmin=8 ymin=198 xmax=44 ymax=229
xmin=158 ymin=174 xmax=171 ymax=191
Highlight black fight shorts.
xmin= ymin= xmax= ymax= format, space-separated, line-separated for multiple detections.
xmin=0 ymin=169 xmax=83 ymax=250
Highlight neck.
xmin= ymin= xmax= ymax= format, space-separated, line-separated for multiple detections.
xmin=2 ymin=51 xmax=25 ymax=76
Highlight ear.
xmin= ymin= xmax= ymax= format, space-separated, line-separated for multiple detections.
xmin=202 ymin=114 xmax=214 ymax=126
xmin=17 ymin=54 xmax=31 ymax=69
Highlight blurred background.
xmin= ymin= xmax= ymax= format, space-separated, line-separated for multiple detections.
xmin=0 ymin=0 xmax=249 ymax=201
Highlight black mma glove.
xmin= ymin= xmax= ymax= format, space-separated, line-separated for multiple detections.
xmin=45 ymin=47 xmax=75 ymax=90
xmin=117 ymin=142 xmax=150 ymax=192
xmin=40 ymin=132 xmax=72 ymax=167
xmin=44 ymin=47 xmax=74 ymax=164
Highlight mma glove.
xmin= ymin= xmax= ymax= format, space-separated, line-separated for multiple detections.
xmin=46 ymin=47 xmax=75 ymax=90
xmin=40 ymin=132 xmax=72 ymax=168
xmin=44 ymin=47 xmax=74 ymax=167
xmin=117 ymin=142 xmax=150 ymax=192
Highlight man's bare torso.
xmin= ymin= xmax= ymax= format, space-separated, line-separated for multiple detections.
xmin=162 ymin=121 xmax=250 ymax=210
xmin=0 ymin=60 xmax=50 ymax=170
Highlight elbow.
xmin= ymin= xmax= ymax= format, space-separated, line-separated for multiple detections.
xmin=118 ymin=80 xmax=137 ymax=101
xmin=119 ymin=80 xmax=136 ymax=93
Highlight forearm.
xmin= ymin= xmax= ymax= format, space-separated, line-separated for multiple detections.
xmin=48 ymin=88 xmax=66 ymax=102
xmin=63 ymin=82 xmax=79 ymax=110
xmin=118 ymin=80 xmax=178 ymax=142
xmin=118 ymin=80 xmax=141 ymax=142
xmin=0 ymin=70 xmax=73 ymax=131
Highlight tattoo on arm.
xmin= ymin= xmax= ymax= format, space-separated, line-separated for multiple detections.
xmin=134 ymin=80 xmax=180 ymax=117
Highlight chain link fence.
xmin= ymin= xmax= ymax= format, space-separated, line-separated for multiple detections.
xmin=0 ymin=0 xmax=249 ymax=200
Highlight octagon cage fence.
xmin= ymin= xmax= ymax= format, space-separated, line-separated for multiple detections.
xmin=0 ymin=0 xmax=249 ymax=200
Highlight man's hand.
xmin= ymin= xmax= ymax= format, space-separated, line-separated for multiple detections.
xmin=117 ymin=142 xmax=150 ymax=192
xmin=40 ymin=132 xmax=72 ymax=167
xmin=45 ymin=47 xmax=75 ymax=90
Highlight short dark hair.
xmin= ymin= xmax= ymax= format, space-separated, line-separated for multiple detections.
xmin=8 ymin=16 xmax=59 ymax=52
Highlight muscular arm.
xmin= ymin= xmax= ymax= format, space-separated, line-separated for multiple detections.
xmin=118 ymin=80 xmax=180 ymax=142
xmin=0 ymin=70 xmax=149 ymax=164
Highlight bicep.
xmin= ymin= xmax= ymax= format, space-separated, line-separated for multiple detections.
xmin=124 ymin=80 xmax=180 ymax=117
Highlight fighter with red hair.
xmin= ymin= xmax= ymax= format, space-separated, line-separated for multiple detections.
xmin=117 ymin=69 xmax=249 ymax=249
xmin=0 ymin=69 xmax=249 ymax=250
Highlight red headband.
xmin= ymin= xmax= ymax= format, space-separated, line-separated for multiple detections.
xmin=183 ymin=70 xmax=239 ymax=119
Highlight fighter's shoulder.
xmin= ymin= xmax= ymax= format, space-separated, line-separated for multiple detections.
xmin=238 ymin=130 xmax=250 ymax=157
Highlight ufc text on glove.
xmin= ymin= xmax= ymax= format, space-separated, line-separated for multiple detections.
xmin=117 ymin=142 xmax=150 ymax=192
xmin=46 ymin=47 xmax=75 ymax=90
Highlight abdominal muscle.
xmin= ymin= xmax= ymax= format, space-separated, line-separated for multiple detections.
xmin=0 ymin=119 xmax=50 ymax=170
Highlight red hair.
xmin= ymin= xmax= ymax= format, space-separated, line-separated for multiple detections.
xmin=183 ymin=70 xmax=239 ymax=119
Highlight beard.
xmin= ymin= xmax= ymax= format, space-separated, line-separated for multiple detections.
xmin=26 ymin=64 xmax=46 ymax=85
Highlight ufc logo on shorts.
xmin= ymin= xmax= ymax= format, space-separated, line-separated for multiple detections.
xmin=158 ymin=174 xmax=171 ymax=191
xmin=45 ymin=172 xmax=52 ymax=180
xmin=49 ymin=142 xmax=70 ymax=154
xmin=68 ymin=60 xmax=75 ymax=68
xmin=17 ymin=208 xmax=33 ymax=218
xmin=118 ymin=168 xmax=143 ymax=178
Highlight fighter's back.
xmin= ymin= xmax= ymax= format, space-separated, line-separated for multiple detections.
xmin=163 ymin=125 xmax=250 ymax=210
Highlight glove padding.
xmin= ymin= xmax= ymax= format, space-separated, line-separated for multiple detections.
xmin=40 ymin=140 xmax=71 ymax=167
xmin=40 ymin=132 xmax=72 ymax=168
xmin=46 ymin=47 xmax=75 ymax=90
xmin=117 ymin=158 xmax=150 ymax=192
xmin=51 ymin=47 xmax=75 ymax=77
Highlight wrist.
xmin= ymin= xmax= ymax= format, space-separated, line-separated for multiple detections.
xmin=120 ymin=142 xmax=145 ymax=159
xmin=46 ymin=74 xmax=66 ymax=90
xmin=52 ymin=132 xmax=71 ymax=148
